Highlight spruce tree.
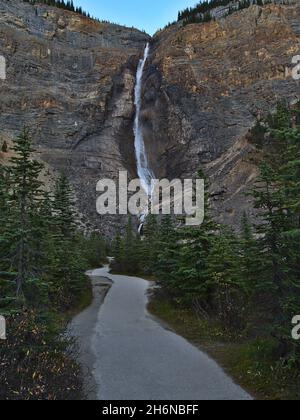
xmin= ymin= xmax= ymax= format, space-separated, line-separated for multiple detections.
xmin=171 ymin=170 xmax=216 ymax=304
xmin=154 ymin=215 xmax=180 ymax=291
xmin=49 ymin=174 xmax=86 ymax=308
xmin=141 ymin=214 xmax=159 ymax=274
xmin=82 ymin=232 xmax=106 ymax=269
xmin=206 ymin=227 xmax=244 ymax=329
xmin=273 ymin=116 xmax=300 ymax=345
xmin=0 ymin=166 xmax=16 ymax=310
xmin=1 ymin=140 xmax=8 ymax=153
xmin=53 ymin=173 xmax=76 ymax=239
xmin=251 ymin=104 xmax=300 ymax=354
xmin=123 ymin=217 xmax=140 ymax=275
xmin=7 ymin=128 xmax=45 ymax=297
xmin=239 ymin=212 xmax=261 ymax=297
xmin=111 ymin=232 xmax=125 ymax=273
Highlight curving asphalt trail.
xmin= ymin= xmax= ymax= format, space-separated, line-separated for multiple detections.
xmin=72 ymin=267 xmax=252 ymax=401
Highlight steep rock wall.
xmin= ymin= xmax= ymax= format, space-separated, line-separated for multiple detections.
xmin=141 ymin=3 xmax=300 ymax=227
xmin=1 ymin=1 xmax=300 ymax=233
xmin=0 ymin=0 xmax=149 ymax=236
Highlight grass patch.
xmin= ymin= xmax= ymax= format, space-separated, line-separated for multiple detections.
xmin=65 ymin=277 xmax=93 ymax=321
xmin=148 ymin=294 xmax=300 ymax=400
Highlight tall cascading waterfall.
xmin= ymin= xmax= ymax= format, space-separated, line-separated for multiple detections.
xmin=133 ymin=43 xmax=155 ymax=231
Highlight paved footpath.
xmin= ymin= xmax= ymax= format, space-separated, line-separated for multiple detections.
xmin=72 ymin=267 xmax=252 ymax=401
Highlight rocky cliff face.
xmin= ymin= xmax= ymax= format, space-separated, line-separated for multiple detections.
xmin=0 ymin=0 xmax=149 ymax=236
xmin=1 ymin=1 xmax=300 ymax=234
xmin=141 ymin=2 xmax=300 ymax=227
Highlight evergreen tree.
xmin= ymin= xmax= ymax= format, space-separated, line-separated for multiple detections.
xmin=239 ymin=212 xmax=261 ymax=297
xmin=1 ymin=140 xmax=8 ymax=153
xmin=206 ymin=227 xmax=245 ymax=329
xmin=0 ymin=165 xmax=10 ymax=254
xmin=123 ymin=217 xmax=141 ymax=275
xmin=250 ymin=104 xmax=300 ymax=355
xmin=154 ymin=215 xmax=180 ymax=291
xmin=0 ymin=129 xmax=107 ymax=398
xmin=178 ymin=0 xmax=273 ymax=27
xmin=23 ymin=0 xmax=95 ymax=19
xmin=169 ymin=170 xmax=216 ymax=303
xmin=53 ymin=173 xmax=76 ymax=239
xmin=111 ymin=232 xmax=125 ymax=273
xmin=0 ymin=166 xmax=16 ymax=311
xmin=82 ymin=232 xmax=107 ymax=269
xmin=273 ymin=115 xmax=300 ymax=347
xmin=141 ymin=214 xmax=159 ymax=274
xmin=49 ymin=175 xmax=87 ymax=308
xmin=7 ymin=128 xmax=45 ymax=297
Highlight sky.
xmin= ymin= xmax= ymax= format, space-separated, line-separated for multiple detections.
xmin=73 ymin=0 xmax=198 ymax=35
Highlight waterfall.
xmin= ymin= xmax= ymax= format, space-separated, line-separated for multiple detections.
xmin=133 ymin=43 xmax=154 ymax=197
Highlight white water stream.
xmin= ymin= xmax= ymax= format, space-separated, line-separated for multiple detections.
xmin=133 ymin=43 xmax=155 ymax=198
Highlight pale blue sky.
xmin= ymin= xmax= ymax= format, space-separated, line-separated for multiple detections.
xmin=73 ymin=0 xmax=198 ymax=35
